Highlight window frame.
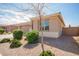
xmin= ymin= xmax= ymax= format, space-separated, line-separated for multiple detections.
xmin=41 ymin=19 xmax=49 ymax=31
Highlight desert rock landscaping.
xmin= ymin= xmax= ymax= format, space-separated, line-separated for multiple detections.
xmin=0 ymin=35 xmax=79 ymax=56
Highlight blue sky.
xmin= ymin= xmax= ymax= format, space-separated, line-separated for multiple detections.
xmin=0 ymin=3 xmax=79 ymax=26
xmin=47 ymin=3 xmax=79 ymax=27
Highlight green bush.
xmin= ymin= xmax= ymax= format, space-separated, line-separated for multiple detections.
xmin=40 ymin=50 xmax=55 ymax=56
xmin=0 ymin=38 xmax=11 ymax=43
xmin=10 ymin=39 xmax=22 ymax=48
xmin=26 ymin=30 xmax=39 ymax=44
xmin=0 ymin=28 xmax=5 ymax=34
xmin=13 ymin=29 xmax=23 ymax=40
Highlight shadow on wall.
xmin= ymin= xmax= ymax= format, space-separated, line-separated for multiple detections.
xmin=43 ymin=36 xmax=79 ymax=55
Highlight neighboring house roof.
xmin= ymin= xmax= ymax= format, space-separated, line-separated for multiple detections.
xmin=31 ymin=12 xmax=65 ymax=26
xmin=14 ymin=21 xmax=31 ymax=26
xmin=0 ymin=22 xmax=31 ymax=27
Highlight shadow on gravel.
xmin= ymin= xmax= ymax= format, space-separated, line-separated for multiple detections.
xmin=42 ymin=35 xmax=79 ymax=55
xmin=23 ymin=43 xmax=39 ymax=49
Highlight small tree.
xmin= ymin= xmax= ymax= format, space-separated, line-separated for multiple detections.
xmin=15 ymin=3 xmax=53 ymax=52
xmin=28 ymin=3 xmax=46 ymax=52
xmin=16 ymin=3 xmax=46 ymax=52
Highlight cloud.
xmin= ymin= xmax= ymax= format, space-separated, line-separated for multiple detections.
xmin=0 ymin=9 xmax=34 ymax=25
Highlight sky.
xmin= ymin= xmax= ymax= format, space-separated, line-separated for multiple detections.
xmin=0 ymin=3 xmax=79 ymax=27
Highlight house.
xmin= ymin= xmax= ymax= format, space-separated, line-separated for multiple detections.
xmin=0 ymin=22 xmax=31 ymax=32
xmin=0 ymin=12 xmax=65 ymax=38
xmin=31 ymin=12 xmax=65 ymax=38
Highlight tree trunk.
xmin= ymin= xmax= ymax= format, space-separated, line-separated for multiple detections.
xmin=41 ymin=30 xmax=44 ymax=52
xmin=39 ymin=12 xmax=45 ymax=52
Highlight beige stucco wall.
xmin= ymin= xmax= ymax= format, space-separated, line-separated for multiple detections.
xmin=32 ymin=19 xmax=39 ymax=30
xmin=20 ymin=26 xmax=31 ymax=32
xmin=49 ymin=16 xmax=62 ymax=32
xmin=32 ymin=14 xmax=64 ymax=38
xmin=32 ymin=15 xmax=63 ymax=32
xmin=39 ymin=31 xmax=62 ymax=38
xmin=5 ymin=26 xmax=17 ymax=32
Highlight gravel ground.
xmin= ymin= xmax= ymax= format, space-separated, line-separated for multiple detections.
xmin=0 ymin=36 xmax=79 ymax=56
xmin=0 ymin=43 xmax=51 ymax=56
xmin=0 ymin=34 xmax=13 ymax=39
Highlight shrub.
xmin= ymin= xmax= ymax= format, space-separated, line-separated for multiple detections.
xmin=10 ymin=39 xmax=22 ymax=48
xmin=26 ymin=30 xmax=39 ymax=44
xmin=13 ymin=29 xmax=23 ymax=40
xmin=0 ymin=38 xmax=11 ymax=43
xmin=0 ymin=28 xmax=5 ymax=34
xmin=40 ymin=50 xmax=55 ymax=56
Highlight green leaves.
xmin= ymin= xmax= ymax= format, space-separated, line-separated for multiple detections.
xmin=40 ymin=50 xmax=55 ymax=56
xmin=13 ymin=29 xmax=23 ymax=40
xmin=26 ymin=30 xmax=39 ymax=44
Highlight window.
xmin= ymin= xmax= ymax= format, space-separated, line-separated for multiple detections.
xmin=41 ymin=20 xmax=49 ymax=31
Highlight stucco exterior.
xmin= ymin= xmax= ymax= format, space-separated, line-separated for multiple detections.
xmin=31 ymin=12 xmax=65 ymax=38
